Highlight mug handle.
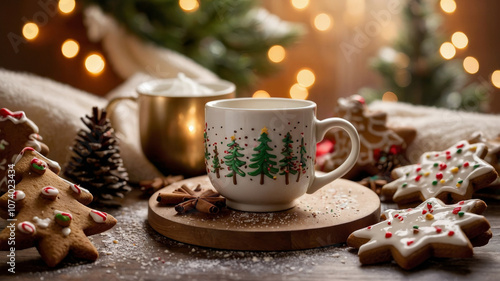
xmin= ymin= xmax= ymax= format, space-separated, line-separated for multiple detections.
xmin=307 ymin=118 xmax=360 ymax=194
xmin=105 ymin=96 xmax=138 ymax=115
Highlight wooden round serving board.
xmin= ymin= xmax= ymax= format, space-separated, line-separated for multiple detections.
xmin=148 ymin=176 xmax=380 ymax=251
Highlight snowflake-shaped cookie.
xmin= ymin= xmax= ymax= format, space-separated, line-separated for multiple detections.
xmin=382 ymin=140 xmax=498 ymax=206
xmin=347 ymin=198 xmax=492 ymax=269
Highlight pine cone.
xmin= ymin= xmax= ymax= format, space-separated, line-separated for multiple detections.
xmin=64 ymin=107 xmax=130 ymax=206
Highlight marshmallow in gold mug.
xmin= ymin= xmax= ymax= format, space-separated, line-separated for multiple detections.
xmin=204 ymin=98 xmax=360 ymax=212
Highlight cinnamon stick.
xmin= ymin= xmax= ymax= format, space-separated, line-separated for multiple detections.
xmin=175 ymin=200 xmax=196 ymax=213
xmin=202 ymin=197 xmax=226 ymax=208
xmin=180 ymin=184 xmax=196 ymax=196
xmin=196 ymin=198 xmax=219 ymax=214
xmin=157 ymin=193 xmax=193 ymax=204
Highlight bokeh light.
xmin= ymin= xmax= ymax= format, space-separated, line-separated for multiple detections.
xmin=179 ymin=0 xmax=199 ymax=12
xmin=61 ymin=39 xmax=79 ymax=58
xmin=85 ymin=53 xmax=105 ymax=75
xmin=440 ymin=0 xmax=456 ymax=14
xmin=314 ymin=13 xmax=333 ymax=31
xmin=296 ymin=68 xmax=315 ymax=88
xmin=382 ymin=91 xmax=398 ymax=102
xmin=252 ymin=90 xmax=271 ymax=98
xmin=291 ymin=0 xmax=309 ymax=10
xmin=290 ymin=84 xmax=308 ymax=100
xmin=22 ymin=22 xmax=39 ymax=40
xmin=439 ymin=42 xmax=456 ymax=60
xmin=491 ymin=70 xmax=500 ymax=88
xmin=268 ymin=45 xmax=286 ymax=63
xmin=451 ymin=32 xmax=468 ymax=49
xmin=58 ymin=0 xmax=76 ymax=14
xmin=463 ymin=56 xmax=479 ymax=74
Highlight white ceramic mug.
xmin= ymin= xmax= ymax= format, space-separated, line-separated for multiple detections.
xmin=204 ymin=98 xmax=360 ymax=212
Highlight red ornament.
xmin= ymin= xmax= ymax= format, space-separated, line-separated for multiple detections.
xmin=456 ymin=143 xmax=465 ymax=148
xmin=452 ymin=207 xmax=462 ymax=214
xmin=448 ymin=231 xmax=455 ymax=236
xmin=463 ymin=162 xmax=470 ymax=168
xmin=436 ymin=173 xmax=443 ymax=180
xmin=385 ymin=232 xmax=392 ymax=238
xmin=435 ymin=227 xmax=442 ymax=233
xmin=439 ymin=163 xmax=447 ymax=170
xmin=407 ymin=240 xmax=414 ymax=246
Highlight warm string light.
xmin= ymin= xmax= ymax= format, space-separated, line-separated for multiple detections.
xmin=22 ymin=22 xmax=39 ymax=40
xmin=492 ymin=71 xmax=500 ymax=89
xmin=58 ymin=0 xmax=76 ymax=14
xmin=439 ymin=42 xmax=456 ymax=60
xmin=463 ymin=56 xmax=479 ymax=74
xmin=440 ymin=0 xmax=457 ymax=14
xmin=382 ymin=91 xmax=398 ymax=102
xmin=252 ymin=90 xmax=271 ymax=98
xmin=290 ymin=84 xmax=308 ymax=100
xmin=441 ymin=2 xmax=498 ymax=89
xmin=291 ymin=0 xmax=309 ymax=10
xmin=314 ymin=13 xmax=333 ymax=31
xmin=268 ymin=45 xmax=286 ymax=63
xmin=85 ymin=53 xmax=105 ymax=75
xmin=451 ymin=32 xmax=468 ymax=49
xmin=179 ymin=0 xmax=199 ymax=12
xmin=61 ymin=39 xmax=79 ymax=58
xmin=296 ymin=68 xmax=315 ymax=88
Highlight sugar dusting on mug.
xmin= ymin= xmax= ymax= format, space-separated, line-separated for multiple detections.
xmin=152 ymin=73 xmax=214 ymax=97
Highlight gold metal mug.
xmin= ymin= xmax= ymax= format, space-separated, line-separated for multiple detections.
xmin=107 ymin=79 xmax=235 ymax=177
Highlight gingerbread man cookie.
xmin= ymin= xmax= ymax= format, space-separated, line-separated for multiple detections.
xmin=0 ymin=148 xmax=117 ymax=267
xmin=317 ymin=95 xmax=416 ymax=180
xmin=381 ymin=140 xmax=498 ymax=207
xmin=0 ymin=108 xmax=49 ymax=192
xmin=347 ymin=198 xmax=492 ymax=269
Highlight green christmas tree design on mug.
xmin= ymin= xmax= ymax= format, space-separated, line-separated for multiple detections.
xmin=224 ymin=136 xmax=246 ymax=184
xmin=279 ymin=132 xmax=298 ymax=185
xmin=249 ymin=127 xmax=278 ymax=185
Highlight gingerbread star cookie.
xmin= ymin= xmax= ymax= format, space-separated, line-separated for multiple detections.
xmin=317 ymin=95 xmax=416 ymax=180
xmin=381 ymin=140 xmax=498 ymax=207
xmin=0 ymin=108 xmax=49 ymax=192
xmin=347 ymin=198 xmax=492 ymax=269
xmin=0 ymin=148 xmax=117 ymax=267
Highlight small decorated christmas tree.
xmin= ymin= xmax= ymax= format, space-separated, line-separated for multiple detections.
xmin=224 ymin=136 xmax=246 ymax=184
xmin=296 ymin=136 xmax=307 ymax=182
xmin=249 ymin=127 xmax=278 ymax=184
xmin=279 ymin=132 xmax=297 ymax=185
xmin=212 ymin=144 xmax=223 ymax=178
xmin=64 ymin=107 xmax=130 ymax=206
xmin=0 ymin=148 xmax=116 ymax=267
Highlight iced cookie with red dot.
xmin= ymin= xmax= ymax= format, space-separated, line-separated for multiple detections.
xmin=347 ymin=198 xmax=492 ymax=269
xmin=0 ymin=108 xmax=50 ymax=192
xmin=381 ymin=140 xmax=498 ymax=207
xmin=0 ymin=149 xmax=116 ymax=267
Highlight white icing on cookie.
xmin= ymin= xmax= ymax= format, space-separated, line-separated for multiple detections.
xmin=89 ymin=210 xmax=108 ymax=223
xmin=18 ymin=221 xmax=36 ymax=234
xmin=62 ymin=227 xmax=71 ymax=236
xmin=41 ymin=186 xmax=59 ymax=197
xmin=351 ymin=198 xmax=486 ymax=257
xmin=33 ymin=216 xmax=51 ymax=228
xmin=0 ymin=109 xmax=42 ymax=151
xmin=385 ymin=140 xmax=495 ymax=201
xmin=13 ymin=190 xmax=26 ymax=201
xmin=69 ymin=183 xmax=90 ymax=194
xmin=14 ymin=147 xmax=61 ymax=172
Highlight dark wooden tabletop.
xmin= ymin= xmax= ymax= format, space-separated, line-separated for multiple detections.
xmin=1 ymin=188 xmax=500 ymax=281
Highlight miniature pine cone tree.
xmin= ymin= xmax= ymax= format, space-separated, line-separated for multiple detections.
xmin=64 ymin=107 xmax=130 ymax=206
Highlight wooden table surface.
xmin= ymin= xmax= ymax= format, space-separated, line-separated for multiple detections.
xmin=1 ymin=188 xmax=500 ymax=281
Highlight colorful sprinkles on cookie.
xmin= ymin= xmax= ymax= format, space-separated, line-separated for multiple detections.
xmin=383 ymin=140 xmax=497 ymax=204
xmin=348 ymin=198 xmax=491 ymax=269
